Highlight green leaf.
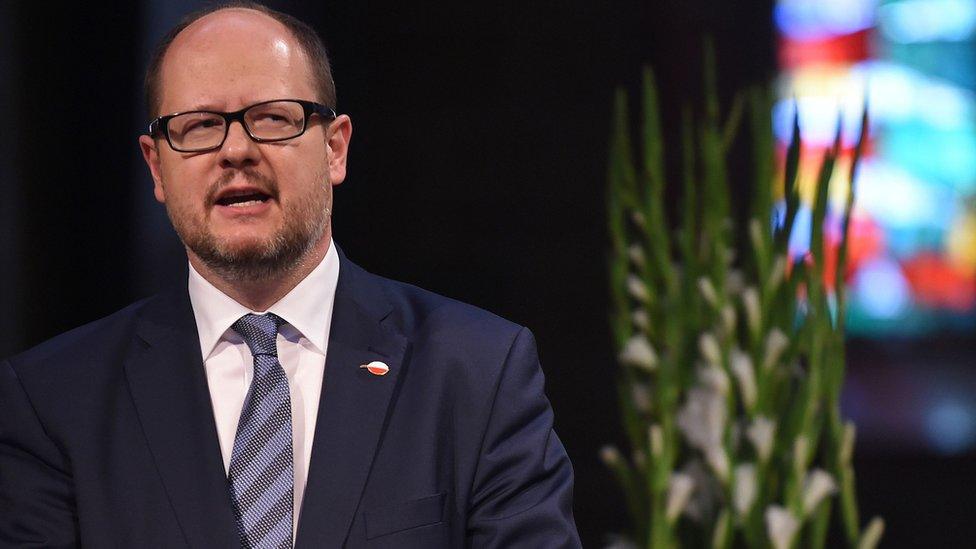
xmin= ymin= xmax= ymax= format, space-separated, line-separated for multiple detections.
xmin=775 ymin=100 xmax=802 ymax=255
xmin=835 ymin=103 xmax=869 ymax=319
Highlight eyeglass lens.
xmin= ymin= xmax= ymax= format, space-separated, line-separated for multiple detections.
xmin=167 ymin=100 xmax=307 ymax=151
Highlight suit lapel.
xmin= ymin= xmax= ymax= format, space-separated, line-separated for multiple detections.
xmin=124 ymin=290 xmax=240 ymax=549
xmin=295 ymin=251 xmax=409 ymax=548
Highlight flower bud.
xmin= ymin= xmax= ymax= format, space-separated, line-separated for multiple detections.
xmin=762 ymin=328 xmax=789 ymax=371
xmin=721 ymin=304 xmax=736 ymax=335
xmin=631 ymin=383 xmax=652 ymax=413
xmin=730 ymin=348 xmax=757 ymax=411
xmin=627 ymin=274 xmax=649 ymax=303
xmin=627 ymin=244 xmax=646 ymax=268
xmin=733 ymin=463 xmax=757 ymax=517
xmin=666 ymin=473 xmax=695 ymax=522
xmin=698 ymin=277 xmax=720 ymax=309
xmin=631 ymin=309 xmax=650 ymax=331
xmin=801 ymin=469 xmax=837 ymax=517
xmin=765 ymin=506 xmax=799 ymax=549
xmin=742 ymin=286 xmax=761 ymax=336
xmin=619 ymin=335 xmax=658 ymax=372
xmin=699 ymin=332 xmax=723 ymax=367
xmin=600 ymin=445 xmax=622 ymax=467
xmin=705 ymin=447 xmax=730 ymax=485
xmin=649 ymin=424 xmax=665 ymax=458
xmin=841 ymin=421 xmax=856 ymax=465
xmin=859 ymin=517 xmax=885 ymax=549
xmin=747 ymin=417 xmax=776 ymax=464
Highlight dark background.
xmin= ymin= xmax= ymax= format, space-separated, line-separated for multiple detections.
xmin=1 ymin=1 xmax=972 ymax=546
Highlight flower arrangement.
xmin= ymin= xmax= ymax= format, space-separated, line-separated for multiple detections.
xmin=603 ymin=57 xmax=882 ymax=548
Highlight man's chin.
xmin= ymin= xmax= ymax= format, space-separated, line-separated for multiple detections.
xmin=188 ymin=232 xmax=316 ymax=283
xmin=213 ymin=238 xmax=276 ymax=258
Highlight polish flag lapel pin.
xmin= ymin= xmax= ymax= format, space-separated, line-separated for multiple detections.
xmin=360 ymin=361 xmax=390 ymax=376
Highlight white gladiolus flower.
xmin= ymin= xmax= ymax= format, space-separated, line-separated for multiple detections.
xmin=619 ymin=335 xmax=658 ymax=372
xmin=765 ymin=506 xmax=800 ymax=549
xmin=726 ymin=269 xmax=744 ymax=295
xmin=679 ymin=459 xmax=714 ymax=523
xmin=631 ymin=309 xmax=650 ymax=331
xmin=600 ymin=445 xmax=622 ymax=467
xmin=733 ymin=463 xmax=757 ymax=517
xmin=747 ymin=417 xmax=776 ymax=464
xmin=666 ymin=473 xmax=696 ymax=522
xmin=721 ymin=304 xmax=736 ymax=335
xmin=677 ymin=388 xmax=727 ymax=452
xmin=698 ymin=363 xmax=730 ymax=396
xmin=627 ymin=244 xmax=646 ymax=267
xmin=742 ymin=286 xmax=761 ymax=335
xmin=649 ymin=424 xmax=664 ymax=458
xmin=802 ymin=469 xmax=837 ymax=516
xmin=627 ymin=275 xmax=649 ymax=303
xmin=631 ymin=211 xmax=646 ymax=229
xmin=698 ymin=332 xmax=722 ymax=366
xmin=858 ymin=517 xmax=885 ymax=549
xmin=841 ymin=421 xmax=857 ymax=465
xmin=762 ymin=328 xmax=789 ymax=371
xmin=697 ymin=277 xmax=720 ymax=308
xmin=631 ymin=383 xmax=651 ymax=413
xmin=705 ymin=447 xmax=730 ymax=484
xmin=730 ymin=348 xmax=757 ymax=411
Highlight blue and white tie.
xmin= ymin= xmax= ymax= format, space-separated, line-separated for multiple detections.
xmin=228 ymin=313 xmax=294 ymax=549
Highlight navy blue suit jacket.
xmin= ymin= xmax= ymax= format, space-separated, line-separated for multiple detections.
xmin=0 ymin=249 xmax=581 ymax=548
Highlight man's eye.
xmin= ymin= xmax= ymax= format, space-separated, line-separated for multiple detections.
xmin=195 ymin=119 xmax=222 ymax=129
xmin=182 ymin=118 xmax=222 ymax=133
xmin=254 ymin=113 xmax=290 ymax=125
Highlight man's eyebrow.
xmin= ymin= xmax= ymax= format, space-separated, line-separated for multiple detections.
xmin=179 ymin=103 xmax=225 ymax=113
xmin=169 ymin=99 xmax=273 ymax=114
xmin=161 ymin=100 xmax=228 ymax=114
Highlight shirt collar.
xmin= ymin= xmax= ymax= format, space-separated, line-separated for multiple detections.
xmin=187 ymin=238 xmax=340 ymax=360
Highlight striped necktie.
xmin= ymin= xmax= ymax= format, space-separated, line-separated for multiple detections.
xmin=228 ymin=313 xmax=294 ymax=549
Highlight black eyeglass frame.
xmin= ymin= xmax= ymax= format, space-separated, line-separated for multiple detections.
xmin=148 ymin=99 xmax=337 ymax=153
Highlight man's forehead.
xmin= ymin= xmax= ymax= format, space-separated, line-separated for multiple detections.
xmin=158 ymin=7 xmax=314 ymax=112
xmin=167 ymin=8 xmax=298 ymax=60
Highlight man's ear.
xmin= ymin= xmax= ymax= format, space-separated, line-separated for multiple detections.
xmin=138 ymin=135 xmax=166 ymax=203
xmin=326 ymin=114 xmax=352 ymax=186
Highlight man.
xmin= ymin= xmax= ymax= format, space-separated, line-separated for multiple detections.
xmin=0 ymin=3 xmax=580 ymax=548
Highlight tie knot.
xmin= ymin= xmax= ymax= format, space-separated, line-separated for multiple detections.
xmin=232 ymin=313 xmax=285 ymax=357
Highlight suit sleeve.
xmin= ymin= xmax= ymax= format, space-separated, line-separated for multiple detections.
xmin=466 ymin=328 xmax=582 ymax=548
xmin=0 ymin=360 xmax=79 ymax=548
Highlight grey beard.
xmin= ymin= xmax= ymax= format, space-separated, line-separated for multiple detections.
xmin=186 ymin=214 xmax=327 ymax=282
xmin=164 ymin=168 xmax=333 ymax=283
xmin=188 ymin=208 xmax=329 ymax=283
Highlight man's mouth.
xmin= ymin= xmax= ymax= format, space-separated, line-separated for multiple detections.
xmin=213 ymin=189 xmax=274 ymax=208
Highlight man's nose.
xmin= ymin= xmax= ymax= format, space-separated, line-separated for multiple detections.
xmin=218 ymin=121 xmax=260 ymax=167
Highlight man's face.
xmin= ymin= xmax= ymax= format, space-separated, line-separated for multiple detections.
xmin=139 ymin=9 xmax=351 ymax=281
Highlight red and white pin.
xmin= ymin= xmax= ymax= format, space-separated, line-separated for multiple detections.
xmin=359 ymin=361 xmax=390 ymax=376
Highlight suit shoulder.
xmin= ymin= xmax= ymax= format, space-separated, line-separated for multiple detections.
xmin=5 ymin=295 xmax=156 ymax=374
xmin=371 ymin=273 xmax=525 ymax=344
xmin=366 ymin=272 xmax=540 ymax=396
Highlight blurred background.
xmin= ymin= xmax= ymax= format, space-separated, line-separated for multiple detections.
xmin=1 ymin=0 xmax=974 ymax=545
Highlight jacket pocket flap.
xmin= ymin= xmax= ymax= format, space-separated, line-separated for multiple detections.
xmin=364 ymin=492 xmax=446 ymax=539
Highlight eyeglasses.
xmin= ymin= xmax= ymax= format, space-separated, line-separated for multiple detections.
xmin=148 ymin=99 xmax=337 ymax=153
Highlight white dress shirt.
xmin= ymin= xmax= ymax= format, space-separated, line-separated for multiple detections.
xmin=187 ymin=239 xmax=340 ymax=532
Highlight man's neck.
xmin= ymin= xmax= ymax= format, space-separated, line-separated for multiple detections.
xmin=188 ymin=236 xmax=332 ymax=312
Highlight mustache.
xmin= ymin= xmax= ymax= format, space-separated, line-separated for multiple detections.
xmin=205 ymin=169 xmax=279 ymax=205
